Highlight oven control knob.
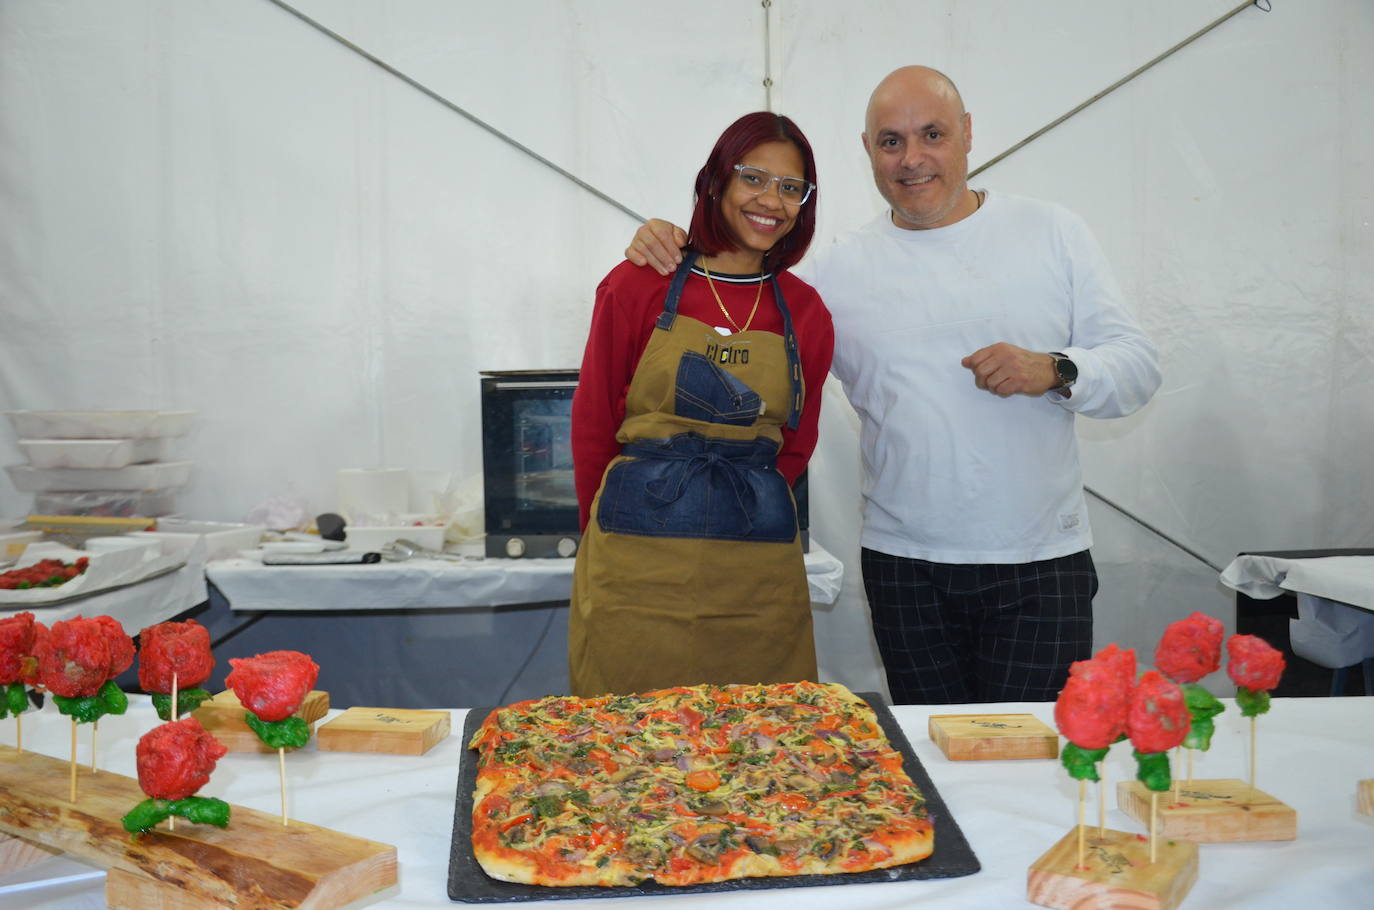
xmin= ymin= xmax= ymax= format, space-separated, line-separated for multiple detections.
xmin=505 ymin=537 xmax=527 ymax=558
xmin=557 ymin=537 xmax=578 ymax=558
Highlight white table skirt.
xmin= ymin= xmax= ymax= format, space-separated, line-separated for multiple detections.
xmin=205 ymin=540 xmax=845 ymax=611
xmin=3 ymin=695 xmax=1371 ymax=909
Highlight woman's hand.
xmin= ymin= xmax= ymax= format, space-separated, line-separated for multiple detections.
xmin=626 ymin=219 xmax=688 ymax=275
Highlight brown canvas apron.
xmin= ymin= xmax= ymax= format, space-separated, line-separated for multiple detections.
xmin=568 ymin=253 xmax=816 ymax=697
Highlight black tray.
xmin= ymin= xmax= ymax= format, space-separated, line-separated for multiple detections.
xmin=447 ymin=692 xmax=980 ymax=902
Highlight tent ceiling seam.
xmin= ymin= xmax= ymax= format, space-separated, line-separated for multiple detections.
xmin=970 ymin=0 xmax=1271 ymax=179
xmin=261 ymin=0 xmax=647 ymax=224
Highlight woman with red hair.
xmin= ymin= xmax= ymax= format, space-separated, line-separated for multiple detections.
xmin=569 ymin=112 xmax=834 ymax=697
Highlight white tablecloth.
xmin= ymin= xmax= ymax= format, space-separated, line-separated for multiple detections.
xmin=205 ymin=541 xmax=845 ymax=611
xmin=3 ymin=696 xmax=1371 ymax=909
xmin=1220 ymin=555 xmax=1374 ymax=612
xmin=1221 ymin=555 xmax=1374 ymax=669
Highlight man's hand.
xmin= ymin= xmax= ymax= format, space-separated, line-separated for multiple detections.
xmin=626 ymin=220 xmax=687 ymax=275
xmin=961 ymin=343 xmax=1059 ymax=397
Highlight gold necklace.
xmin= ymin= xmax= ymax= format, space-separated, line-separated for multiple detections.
xmin=700 ymin=258 xmax=764 ymax=334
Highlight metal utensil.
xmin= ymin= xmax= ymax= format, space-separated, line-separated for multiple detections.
xmin=380 ymin=539 xmax=467 ymax=562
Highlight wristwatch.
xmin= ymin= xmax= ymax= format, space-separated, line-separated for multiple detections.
xmin=1049 ymin=352 xmax=1077 ymax=390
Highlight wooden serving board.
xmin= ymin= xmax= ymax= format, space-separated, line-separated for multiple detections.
xmin=928 ymin=713 xmax=1058 ymax=761
xmin=1027 ymin=826 xmax=1198 ymax=910
xmin=192 ymin=689 xmax=330 ymax=753
xmin=317 ymin=706 xmax=451 ymax=756
xmin=1116 ymin=778 xmax=1297 ymax=842
xmin=1356 ymin=778 xmax=1373 ymax=817
xmin=0 ymin=744 xmax=396 ymax=909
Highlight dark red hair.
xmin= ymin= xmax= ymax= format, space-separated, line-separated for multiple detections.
xmin=686 ymin=112 xmax=818 ymax=272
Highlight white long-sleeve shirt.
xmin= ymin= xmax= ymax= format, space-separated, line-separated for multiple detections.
xmin=797 ymin=191 xmax=1161 ymax=564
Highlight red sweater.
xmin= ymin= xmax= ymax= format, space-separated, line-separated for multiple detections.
xmin=572 ymin=260 xmax=835 ymax=530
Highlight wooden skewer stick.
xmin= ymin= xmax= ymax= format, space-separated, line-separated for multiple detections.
xmin=279 ymin=747 xmax=289 ymax=826
xmin=69 ymin=719 xmax=78 ymax=802
xmin=1149 ymin=791 xmax=1158 ymax=864
xmin=90 ymin=720 xmax=99 ymax=773
xmin=1077 ymin=779 xmax=1086 ymax=869
xmin=1249 ymin=715 xmax=1258 ymax=802
xmin=1172 ymin=746 xmax=1180 ymax=805
xmin=170 ymin=673 xmax=180 ymax=832
xmin=1098 ymin=764 xmax=1107 ymax=836
xmin=14 ymin=713 xmax=21 ymax=753
xmin=168 ymin=676 xmax=181 ymax=835
xmin=1188 ymin=747 xmax=1194 ymax=785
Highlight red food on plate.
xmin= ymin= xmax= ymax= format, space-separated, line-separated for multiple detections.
xmin=1154 ymin=611 xmax=1223 ymax=684
xmin=225 ymin=650 xmax=319 ymax=722
xmin=136 ymin=717 xmax=228 ymax=801
xmin=1056 ymin=657 xmax=1129 ymax=749
xmin=138 ymin=620 xmax=215 ymax=693
xmin=33 ymin=616 xmax=115 ymax=698
xmin=1126 ymin=670 xmax=1191 ymax=754
xmin=1226 ymin=634 xmax=1285 ymax=691
xmin=0 ymin=557 xmax=89 ymax=590
xmin=0 ymin=611 xmax=37 ymax=685
xmin=93 ymin=615 xmax=136 ymax=678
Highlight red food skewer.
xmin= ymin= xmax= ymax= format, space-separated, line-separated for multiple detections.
xmin=1126 ymin=671 xmax=1191 ymax=862
xmin=32 ymin=615 xmax=134 ymax=799
xmin=225 ymin=650 xmax=320 ymax=825
xmin=1226 ymin=634 xmax=1286 ymax=793
xmin=0 ymin=611 xmax=41 ymax=752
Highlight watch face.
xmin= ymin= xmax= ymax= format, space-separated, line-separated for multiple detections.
xmin=1056 ymin=357 xmax=1078 ymax=384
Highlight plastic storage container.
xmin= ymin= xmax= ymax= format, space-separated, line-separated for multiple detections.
xmin=17 ymin=437 xmax=167 ymax=469
xmin=5 ymin=461 xmax=193 ymax=492
xmin=32 ymin=489 xmax=182 ymax=517
xmin=3 ymin=410 xmax=196 ymax=439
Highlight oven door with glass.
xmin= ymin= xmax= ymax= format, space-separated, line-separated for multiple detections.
xmin=480 ymin=370 xmax=581 ymax=558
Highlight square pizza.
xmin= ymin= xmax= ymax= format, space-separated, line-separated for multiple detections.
xmin=468 ymin=681 xmax=933 ymax=886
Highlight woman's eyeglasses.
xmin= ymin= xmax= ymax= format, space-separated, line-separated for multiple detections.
xmin=733 ymin=165 xmax=815 ymax=205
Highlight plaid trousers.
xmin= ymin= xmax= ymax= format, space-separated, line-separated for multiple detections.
xmin=861 ymin=548 xmax=1097 ymax=705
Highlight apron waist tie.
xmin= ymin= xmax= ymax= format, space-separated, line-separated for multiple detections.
xmin=622 ymin=440 xmax=772 ymax=535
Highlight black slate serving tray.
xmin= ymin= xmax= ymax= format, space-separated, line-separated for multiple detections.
xmin=447 ymin=693 xmax=980 ymax=902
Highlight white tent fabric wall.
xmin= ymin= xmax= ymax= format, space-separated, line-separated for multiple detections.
xmin=2 ymin=1 xmax=1371 ymax=698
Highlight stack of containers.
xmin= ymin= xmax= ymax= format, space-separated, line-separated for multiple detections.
xmin=3 ymin=410 xmax=197 ymax=518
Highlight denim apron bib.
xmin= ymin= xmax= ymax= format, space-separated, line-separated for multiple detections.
xmin=568 ymin=253 xmax=817 ymax=697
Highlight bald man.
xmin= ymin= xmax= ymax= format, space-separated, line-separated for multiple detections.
xmin=626 ymin=67 xmax=1160 ymax=705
